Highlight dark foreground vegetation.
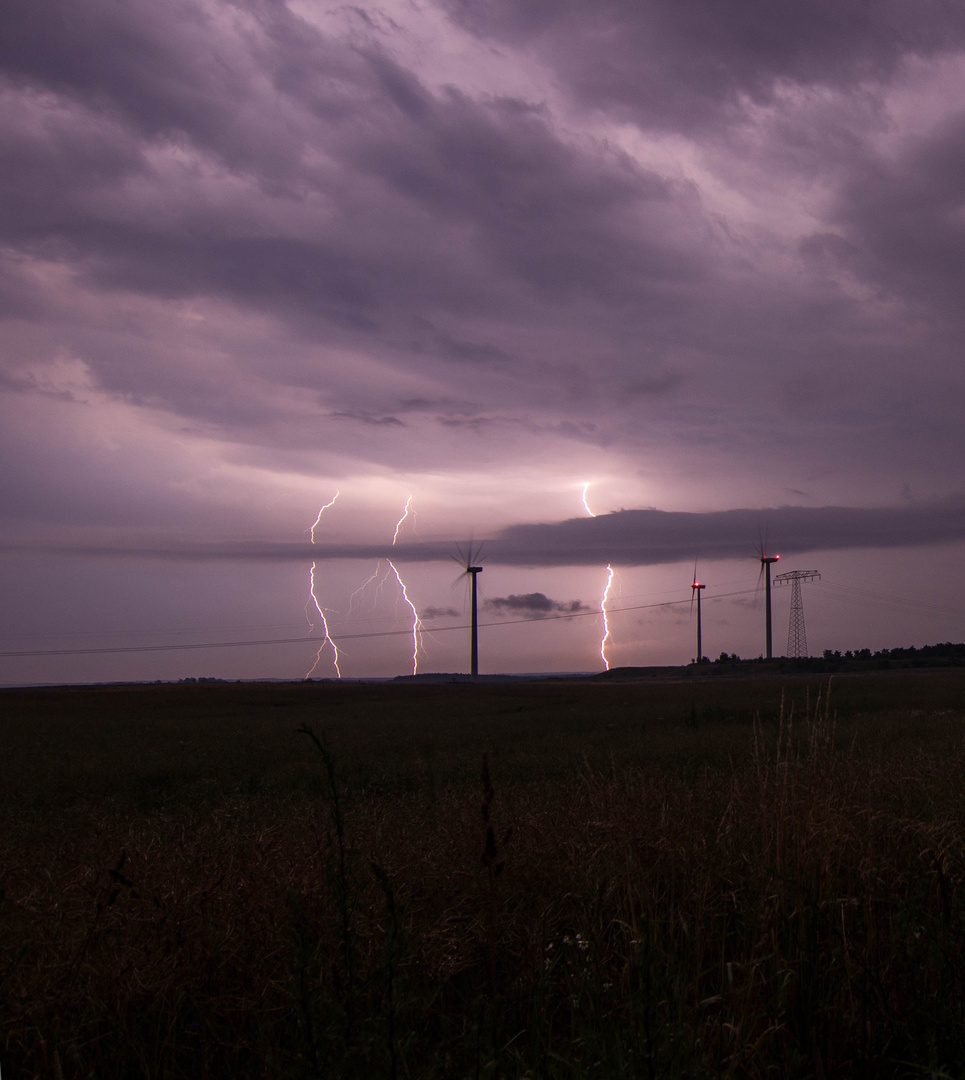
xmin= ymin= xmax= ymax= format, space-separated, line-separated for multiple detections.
xmin=3 ymin=670 xmax=965 ymax=1078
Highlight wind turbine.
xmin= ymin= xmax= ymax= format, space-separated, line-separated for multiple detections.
xmin=691 ymin=561 xmax=706 ymax=664
xmin=757 ymin=541 xmax=781 ymax=659
xmin=454 ymin=543 xmax=484 ymax=678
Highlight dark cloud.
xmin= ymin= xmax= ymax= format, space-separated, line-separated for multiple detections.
xmin=444 ymin=0 xmax=965 ymax=132
xmin=0 ymin=0 xmax=350 ymax=174
xmin=421 ymin=605 xmax=460 ymax=620
xmin=1 ymin=4 xmax=693 ymax=319
xmin=486 ymin=592 xmax=592 ymax=617
xmin=0 ymin=2 xmax=930 ymax=504
xmin=11 ymin=501 xmax=965 ymax=568
xmin=329 ymin=411 xmax=405 ymax=427
xmin=488 ymin=502 xmax=965 ymax=567
xmin=349 ymin=72 xmax=702 ymax=303
xmin=1 ymin=1 xmax=965 ymax=644
xmin=824 ymin=111 xmax=965 ymax=320
xmin=0 ymin=0 xmax=716 ymax=453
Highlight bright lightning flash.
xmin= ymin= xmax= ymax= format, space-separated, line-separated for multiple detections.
xmin=340 ymin=496 xmax=424 ymax=676
xmin=582 ymin=483 xmax=612 ymax=670
xmin=600 ymin=564 xmax=614 ymax=671
xmin=392 ymin=495 xmax=413 ymax=545
xmin=387 ymin=495 xmax=424 ymax=675
xmin=305 ymin=491 xmax=342 ymax=678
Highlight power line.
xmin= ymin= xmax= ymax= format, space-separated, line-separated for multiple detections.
xmin=4 ymin=577 xmax=961 ymax=662
xmin=0 ymin=589 xmax=759 ymax=659
xmin=814 ymin=580 xmax=964 ymax=621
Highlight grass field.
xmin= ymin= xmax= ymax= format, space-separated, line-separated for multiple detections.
xmin=2 ymin=669 xmax=965 ymax=1078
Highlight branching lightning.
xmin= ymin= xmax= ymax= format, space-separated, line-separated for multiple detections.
xmin=347 ymin=565 xmax=387 ymax=614
xmin=388 ymin=495 xmax=423 ymax=675
xmin=305 ymin=490 xmax=342 ymax=678
xmin=339 ymin=496 xmax=423 ymax=676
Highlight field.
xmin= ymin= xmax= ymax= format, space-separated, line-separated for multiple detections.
xmin=3 ymin=669 xmax=965 ymax=1078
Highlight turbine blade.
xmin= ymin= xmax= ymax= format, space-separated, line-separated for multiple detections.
xmin=453 ymin=538 xmax=484 ymax=570
xmin=747 ymin=559 xmax=763 ymax=608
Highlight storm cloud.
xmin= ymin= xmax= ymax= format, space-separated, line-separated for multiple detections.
xmin=2 ymin=0 xmax=965 ymax=681
xmin=485 ymin=593 xmax=592 ymax=617
xmin=11 ymin=501 xmax=964 ymax=568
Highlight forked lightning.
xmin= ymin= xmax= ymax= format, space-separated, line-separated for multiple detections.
xmin=333 ymin=495 xmax=424 ymax=677
xmin=305 ymin=491 xmax=342 ymax=678
xmin=388 ymin=496 xmax=424 ymax=675
xmin=600 ymin=564 xmax=614 ymax=671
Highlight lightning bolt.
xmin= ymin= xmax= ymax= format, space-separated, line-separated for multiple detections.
xmin=347 ymin=565 xmax=388 ymax=614
xmin=305 ymin=491 xmax=342 ymax=678
xmin=392 ymin=494 xmax=414 ymax=544
xmin=600 ymin=564 xmax=614 ymax=671
xmin=582 ymin=483 xmax=612 ymax=670
xmin=338 ymin=496 xmax=423 ymax=676
xmin=309 ymin=490 xmax=341 ymax=541
xmin=388 ymin=495 xmax=423 ymax=675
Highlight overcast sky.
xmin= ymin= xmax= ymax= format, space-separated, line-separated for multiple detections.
xmin=2 ymin=0 xmax=964 ymax=683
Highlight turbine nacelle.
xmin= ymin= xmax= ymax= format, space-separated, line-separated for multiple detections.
xmin=690 ymin=563 xmax=706 ymax=663
xmin=755 ymin=545 xmax=780 ymax=658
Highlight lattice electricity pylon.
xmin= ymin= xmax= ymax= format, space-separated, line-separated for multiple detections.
xmin=773 ymin=570 xmax=821 ymax=658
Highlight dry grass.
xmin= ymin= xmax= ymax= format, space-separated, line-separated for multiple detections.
xmin=2 ymin=671 xmax=965 ymax=1077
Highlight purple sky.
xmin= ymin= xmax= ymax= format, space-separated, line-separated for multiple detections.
xmin=2 ymin=0 xmax=964 ymax=683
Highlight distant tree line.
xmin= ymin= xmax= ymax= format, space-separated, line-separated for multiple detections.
xmin=703 ymin=642 xmax=965 ymax=671
xmin=821 ymin=641 xmax=965 ymax=668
